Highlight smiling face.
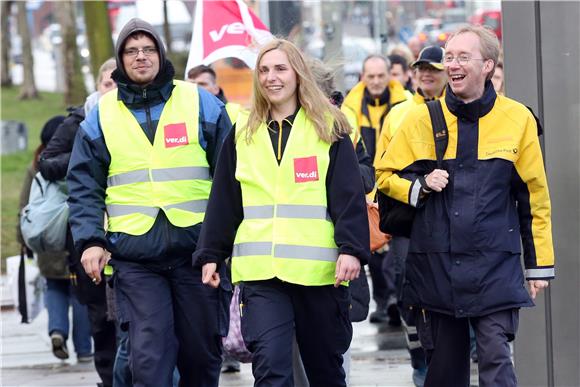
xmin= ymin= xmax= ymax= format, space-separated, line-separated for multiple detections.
xmin=122 ymin=34 xmax=160 ymax=86
xmin=362 ymin=57 xmax=389 ymax=99
xmin=258 ymin=48 xmax=298 ymax=114
xmin=444 ymin=31 xmax=493 ymax=103
xmin=415 ymin=64 xmax=447 ymax=99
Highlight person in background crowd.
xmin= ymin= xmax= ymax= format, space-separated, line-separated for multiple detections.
xmin=492 ymin=60 xmax=504 ymax=95
xmin=406 ymin=36 xmax=424 ymax=61
xmin=195 ymin=38 xmax=369 ymax=387
xmin=187 ymin=64 xmax=243 ymax=124
xmin=377 ymin=45 xmax=448 ymax=387
xmin=299 ymin=56 xmax=373 ymax=384
xmin=376 ymin=25 xmax=554 ymax=387
xmin=388 ymin=54 xmax=414 ymax=95
xmin=18 ymin=116 xmax=94 ymax=365
xmin=67 ymin=18 xmax=231 ymax=387
xmin=342 ymin=54 xmax=408 ymax=326
xmin=38 ymin=59 xmax=118 ymax=387
xmin=187 ymin=63 xmax=242 ymax=374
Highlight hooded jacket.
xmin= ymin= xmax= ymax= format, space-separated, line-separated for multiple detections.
xmin=67 ymin=18 xmax=231 ymax=268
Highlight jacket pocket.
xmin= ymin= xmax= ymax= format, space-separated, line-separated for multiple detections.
xmin=415 ymin=309 xmax=434 ymax=351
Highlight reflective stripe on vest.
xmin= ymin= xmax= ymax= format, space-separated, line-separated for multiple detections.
xmin=243 ymin=204 xmax=330 ymax=221
xmin=232 ymin=108 xmax=339 ymax=286
xmin=233 ymin=242 xmax=338 ymax=262
xmin=100 ymin=80 xmax=211 ymax=235
xmin=107 ymin=166 xmax=210 ymax=187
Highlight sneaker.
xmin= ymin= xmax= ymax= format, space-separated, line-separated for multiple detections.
xmin=387 ymin=303 xmax=402 ymax=327
xmin=50 ymin=332 xmax=69 ymax=360
xmin=412 ymin=366 xmax=427 ymax=387
xmin=221 ymin=358 xmax=241 ymax=373
xmin=369 ymin=308 xmax=389 ymax=323
xmin=77 ymin=353 xmax=94 ymax=363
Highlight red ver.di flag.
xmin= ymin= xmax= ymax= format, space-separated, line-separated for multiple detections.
xmin=185 ymin=0 xmax=273 ymax=74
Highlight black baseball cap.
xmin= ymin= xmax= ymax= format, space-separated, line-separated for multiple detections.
xmin=411 ymin=46 xmax=445 ymax=70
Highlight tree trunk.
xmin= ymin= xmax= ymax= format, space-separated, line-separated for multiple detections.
xmin=163 ymin=0 xmax=172 ymax=54
xmin=1 ymin=1 xmax=13 ymax=87
xmin=57 ymin=1 xmax=87 ymax=106
xmin=83 ymin=1 xmax=114 ymax=85
xmin=16 ymin=1 xmax=38 ymax=99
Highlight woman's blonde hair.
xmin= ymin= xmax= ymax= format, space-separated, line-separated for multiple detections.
xmin=243 ymin=39 xmax=351 ymax=144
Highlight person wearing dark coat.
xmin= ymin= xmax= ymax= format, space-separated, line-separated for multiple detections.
xmin=38 ymin=58 xmax=118 ymax=387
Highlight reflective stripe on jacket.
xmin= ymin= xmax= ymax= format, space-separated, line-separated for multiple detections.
xmin=100 ymin=80 xmax=211 ymax=235
xmin=232 ymin=108 xmax=338 ymax=286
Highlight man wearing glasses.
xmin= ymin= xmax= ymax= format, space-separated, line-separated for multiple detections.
xmin=375 ymin=25 xmax=554 ymax=387
xmin=67 ymin=18 xmax=231 ymax=386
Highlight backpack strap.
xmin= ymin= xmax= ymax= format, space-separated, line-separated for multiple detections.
xmin=426 ymin=100 xmax=449 ymax=168
xmin=33 ymin=174 xmax=45 ymax=197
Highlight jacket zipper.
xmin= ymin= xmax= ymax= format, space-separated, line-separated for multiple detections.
xmin=277 ymin=120 xmax=283 ymax=161
xmin=143 ymin=88 xmax=153 ymax=143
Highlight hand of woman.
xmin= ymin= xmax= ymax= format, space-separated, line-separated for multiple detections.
xmin=202 ymin=263 xmax=221 ymax=288
xmin=334 ymin=254 xmax=361 ymax=287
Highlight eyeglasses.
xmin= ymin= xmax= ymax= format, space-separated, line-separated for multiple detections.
xmin=123 ymin=47 xmax=158 ymax=57
xmin=443 ymin=54 xmax=486 ymax=65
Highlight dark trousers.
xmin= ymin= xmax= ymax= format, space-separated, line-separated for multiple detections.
xmin=401 ymin=306 xmax=427 ymax=370
xmin=113 ymin=261 xmax=224 ymax=387
xmin=369 ymin=251 xmax=392 ymax=308
xmin=68 ymin=234 xmax=116 ymax=387
xmin=417 ymin=309 xmax=519 ymax=387
xmin=384 ymin=237 xmax=426 ymax=369
xmin=87 ymin=299 xmax=117 ymax=387
xmin=240 ymin=279 xmax=352 ymax=387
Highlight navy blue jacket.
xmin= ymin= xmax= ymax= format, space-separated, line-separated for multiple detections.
xmin=377 ymin=82 xmax=554 ymax=317
xmin=67 ymin=62 xmax=231 ymax=269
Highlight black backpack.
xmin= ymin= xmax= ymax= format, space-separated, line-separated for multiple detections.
xmin=378 ymin=100 xmax=448 ymax=237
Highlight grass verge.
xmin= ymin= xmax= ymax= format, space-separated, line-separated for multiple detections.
xmin=1 ymin=86 xmax=66 ymax=267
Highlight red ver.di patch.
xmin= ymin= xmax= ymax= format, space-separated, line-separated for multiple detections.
xmin=164 ymin=123 xmax=189 ymax=148
xmin=294 ymin=156 xmax=319 ymax=183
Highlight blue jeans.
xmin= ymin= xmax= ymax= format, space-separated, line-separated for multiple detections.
xmin=113 ymin=327 xmax=132 ymax=387
xmin=45 ymin=278 xmax=92 ymax=356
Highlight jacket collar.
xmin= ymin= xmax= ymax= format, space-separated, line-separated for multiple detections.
xmin=445 ymin=80 xmax=496 ymax=122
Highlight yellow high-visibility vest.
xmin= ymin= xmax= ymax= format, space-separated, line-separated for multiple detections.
xmin=99 ymin=80 xmax=211 ymax=235
xmin=233 ymin=108 xmax=340 ymax=286
xmin=225 ymin=102 xmax=242 ymax=123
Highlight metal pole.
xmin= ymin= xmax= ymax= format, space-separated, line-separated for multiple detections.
xmin=533 ymin=2 xmax=554 ymax=384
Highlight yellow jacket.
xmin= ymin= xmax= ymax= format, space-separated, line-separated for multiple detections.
xmin=342 ymin=80 xmax=408 ymax=162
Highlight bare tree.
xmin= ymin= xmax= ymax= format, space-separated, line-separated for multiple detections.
xmin=57 ymin=0 xmax=87 ymax=106
xmin=1 ymin=1 xmax=13 ymax=86
xmin=83 ymin=1 xmax=114 ymax=85
xmin=163 ymin=0 xmax=173 ymax=55
xmin=16 ymin=1 xmax=38 ymax=99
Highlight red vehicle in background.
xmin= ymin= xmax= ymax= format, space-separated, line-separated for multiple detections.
xmin=469 ymin=9 xmax=502 ymax=41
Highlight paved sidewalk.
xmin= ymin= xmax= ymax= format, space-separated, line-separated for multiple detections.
xmin=1 ymin=274 xmax=478 ymax=387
